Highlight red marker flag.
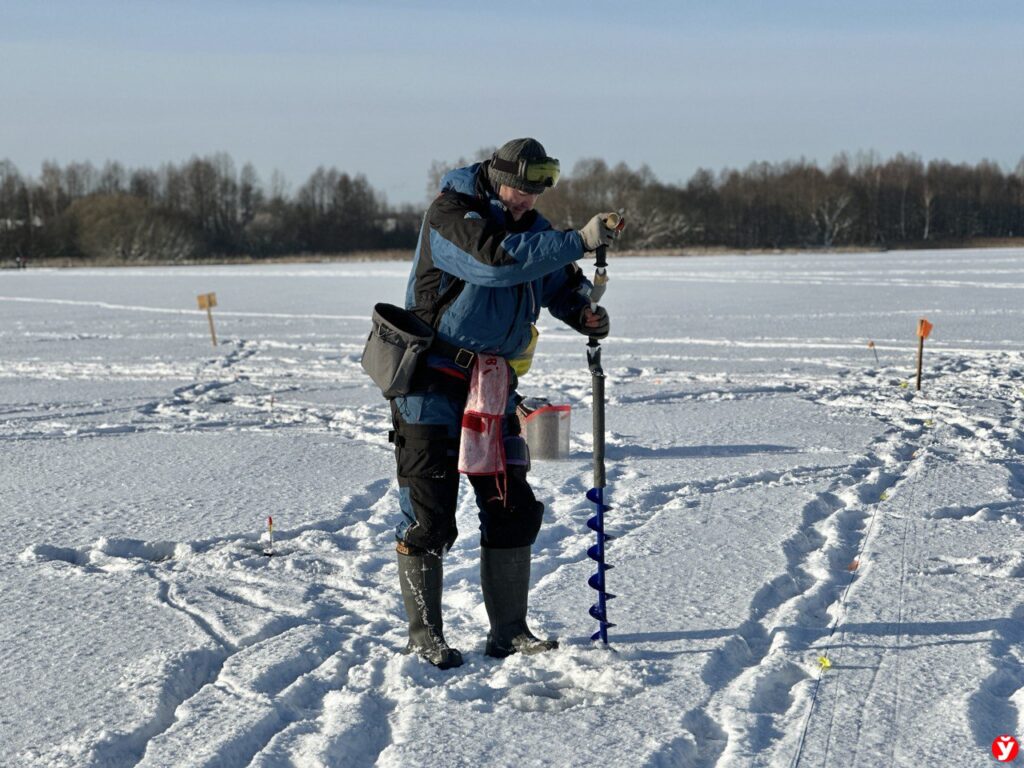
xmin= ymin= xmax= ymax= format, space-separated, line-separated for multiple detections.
xmin=917 ymin=318 xmax=933 ymax=339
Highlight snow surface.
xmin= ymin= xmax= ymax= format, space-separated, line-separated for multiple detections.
xmin=3 ymin=249 xmax=1024 ymax=767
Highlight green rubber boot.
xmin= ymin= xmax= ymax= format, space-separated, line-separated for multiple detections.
xmin=397 ymin=549 xmax=463 ymax=670
xmin=481 ymin=545 xmax=559 ymax=658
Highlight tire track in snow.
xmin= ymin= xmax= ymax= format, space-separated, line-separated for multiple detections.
xmin=135 ymin=480 xmax=403 ymax=767
xmin=912 ymin=383 xmax=1024 ymax=754
xmin=21 ymin=478 xmax=407 ymax=767
xmin=867 ymin=354 xmax=1024 ymax=757
xmin=648 ymin=370 xmax=927 ymax=766
xmin=598 ymin=352 xmax=1024 ymax=767
xmin=4 ymin=336 xmax=382 ymax=443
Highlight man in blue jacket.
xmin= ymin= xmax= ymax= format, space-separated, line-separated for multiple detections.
xmin=392 ymin=137 xmax=619 ymax=669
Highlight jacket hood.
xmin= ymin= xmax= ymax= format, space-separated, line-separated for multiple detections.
xmin=440 ymin=163 xmax=493 ymax=199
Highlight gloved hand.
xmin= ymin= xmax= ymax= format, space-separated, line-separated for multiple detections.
xmin=578 ymin=213 xmax=619 ymax=253
xmin=579 ymin=305 xmax=610 ymax=339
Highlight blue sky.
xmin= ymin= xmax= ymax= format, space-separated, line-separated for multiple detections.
xmin=2 ymin=1 xmax=1022 ymax=205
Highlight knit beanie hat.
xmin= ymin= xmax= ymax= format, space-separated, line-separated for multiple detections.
xmin=487 ymin=138 xmax=550 ymax=195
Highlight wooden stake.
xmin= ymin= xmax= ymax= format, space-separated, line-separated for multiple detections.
xmin=197 ymin=292 xmax=218 ymax=347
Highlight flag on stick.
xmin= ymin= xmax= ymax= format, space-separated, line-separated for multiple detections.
xmin=867 ymin=340 xmax=879 ymax=365
xmin=915 ymin=318 xmax=933 ymax=391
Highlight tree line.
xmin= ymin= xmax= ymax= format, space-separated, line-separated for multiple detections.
xmin=2 ymin=151 xmax=1023 ymax=264
xmin=541 ymin=153 xmax=1024 ymax=251
xmin=0 ymin=154 xmax=421 ymax=263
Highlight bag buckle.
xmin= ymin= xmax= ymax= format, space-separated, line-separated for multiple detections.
xmin=454 ymin=348 xmax=475 ymax=369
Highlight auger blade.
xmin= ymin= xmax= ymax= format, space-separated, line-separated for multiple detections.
xmin=586 ymin=519 xmax=613 ymax=541
xmin=590 ymin=622 xmax=617 ymax=642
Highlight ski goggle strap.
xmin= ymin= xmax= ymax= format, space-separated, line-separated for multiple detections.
xmin=490 ymin=155 xmax=561 ymax=188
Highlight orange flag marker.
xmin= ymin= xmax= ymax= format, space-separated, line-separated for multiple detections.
xmin=915 ymin=317 xmax=933 ymax=391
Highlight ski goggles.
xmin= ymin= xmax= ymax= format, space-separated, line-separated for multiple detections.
xmin=490 ymin=155 xmax=561 ymax=188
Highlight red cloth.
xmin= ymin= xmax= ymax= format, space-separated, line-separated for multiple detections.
xmin=458 ymin=355 xmax=509 ymax=497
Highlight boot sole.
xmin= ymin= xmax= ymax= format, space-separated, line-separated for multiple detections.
xmin=485 ymin=640 xmax=559 ymax=658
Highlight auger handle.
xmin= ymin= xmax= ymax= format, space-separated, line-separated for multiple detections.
xmin=590 ymin=213 xmax=623 ymax=310
xmin=593 ymin=213 xmax=619 ymax=271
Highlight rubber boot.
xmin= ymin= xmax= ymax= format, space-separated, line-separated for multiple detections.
xmin=481 ymin=545 xmax=559 ymax=658
xmin=397 ymin=549 xmax=463 ymax=670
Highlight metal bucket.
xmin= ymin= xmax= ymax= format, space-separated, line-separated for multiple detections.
xmin=517 ymin=397 xmax=571 ymax=460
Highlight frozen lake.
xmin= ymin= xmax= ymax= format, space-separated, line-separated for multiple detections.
xmin=3 ymin=248 xmax=1024 ymax=767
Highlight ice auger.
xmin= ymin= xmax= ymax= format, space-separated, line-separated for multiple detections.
xmin=585 ymin=213 xmax=624 ymax=644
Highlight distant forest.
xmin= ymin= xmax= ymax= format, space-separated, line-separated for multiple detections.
xmin=2 ymin=151 xmax=1023 ymax=264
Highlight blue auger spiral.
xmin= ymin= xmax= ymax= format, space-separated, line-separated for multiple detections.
xmin=586 ymin=486 xmax=616 ymax=642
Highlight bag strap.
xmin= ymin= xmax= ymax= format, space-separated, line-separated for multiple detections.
xmin=420 ymin=274 xmax=475 ymax=368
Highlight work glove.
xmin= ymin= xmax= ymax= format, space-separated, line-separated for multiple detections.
xmin=578 ymin=213 xmax=619 ymax=253
xmin=578 ymin=305 xmax=610 ymax=339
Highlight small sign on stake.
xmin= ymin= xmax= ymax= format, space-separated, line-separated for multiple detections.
xmin=197 ymin=292 xmax=218 ymax=347
xmin=915 ymin=318 xmax=933 ymax=391
xmin=867 ymin=340 xmax=879 ymax=365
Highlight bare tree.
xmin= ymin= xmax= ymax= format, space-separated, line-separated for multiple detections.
xmin=812 ymin=193 xmax=853 ymax=247
xmin=98 ymin=161 xmax=127 ymax=194
xmin=239 ymin=163 xmax=262 ymax=226
xmin=922 ymin=180 xmax=934 ymax=240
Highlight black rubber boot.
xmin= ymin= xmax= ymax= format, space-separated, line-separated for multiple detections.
xmin=481 ymin=545 xmax=559 ymax=658
xmin=397 ymin=549 xmax=463 ymax=670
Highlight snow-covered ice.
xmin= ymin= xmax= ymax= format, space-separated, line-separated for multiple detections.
xmin=3 ymin=248 xmax=1024 ymax=767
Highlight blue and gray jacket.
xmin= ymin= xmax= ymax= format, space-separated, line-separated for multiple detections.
xmin=406 ymin=162 xmax=594 ymax=364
